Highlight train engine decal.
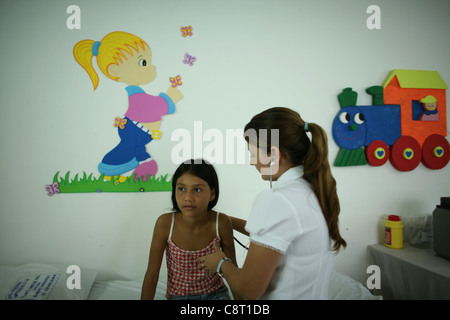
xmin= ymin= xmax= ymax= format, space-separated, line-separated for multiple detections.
xmin=332 ymin=70 xmax=449 ymax=172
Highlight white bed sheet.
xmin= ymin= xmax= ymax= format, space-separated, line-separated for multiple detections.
xmin=1 ymin=263 xmax=380 ymax=300
xmin=87 ymin=278 xmax=166 ymax=300
xmin=87 ymin=271 xmax=381 ymax=300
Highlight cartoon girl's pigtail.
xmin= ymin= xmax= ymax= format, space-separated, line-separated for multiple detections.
xmin=74 ymin=32 xmax=149 ymax=90
xmin=73 ymin=39 xmax=100 ymax=90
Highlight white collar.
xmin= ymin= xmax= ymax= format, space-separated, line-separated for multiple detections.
xmin=273 ymin=166 xmax=304 ymax=189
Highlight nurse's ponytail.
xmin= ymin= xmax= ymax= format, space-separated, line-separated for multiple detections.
xmin=244 ymin=107 xmax=346 ymax=252
xmin=302 ymin=122 xmax=347 ymax=252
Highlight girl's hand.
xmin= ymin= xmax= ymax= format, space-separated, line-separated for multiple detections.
xmin=198 ymin=241 xmax=225 ymax=274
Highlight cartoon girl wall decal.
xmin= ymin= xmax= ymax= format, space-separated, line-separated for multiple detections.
xmin=73 ymin=31 xmax=183 ymax=181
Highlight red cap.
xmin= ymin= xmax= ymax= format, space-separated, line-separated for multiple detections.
xmin=388 ymin=215 xmax=401 ymax=221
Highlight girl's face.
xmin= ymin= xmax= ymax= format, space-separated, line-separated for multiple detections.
xmin=107 ymin=44 xmax=156 ymax=86
xmin=175 ymin=173 xmax=215 ymax=217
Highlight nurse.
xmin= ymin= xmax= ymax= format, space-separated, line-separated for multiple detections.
xmin=199 ymin=107 xmax=347 ymax=299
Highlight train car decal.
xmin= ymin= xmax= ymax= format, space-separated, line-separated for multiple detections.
xmin=332 ymin=70 xmax=449 ymax=171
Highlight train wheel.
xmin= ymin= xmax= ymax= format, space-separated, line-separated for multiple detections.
xmin=422 ymin=134 xmax=450 ymax=170
xmin=365 ymin=140 xmax=389 ymax=166
xmin=390 ymin=136 xmax=422 ymax=171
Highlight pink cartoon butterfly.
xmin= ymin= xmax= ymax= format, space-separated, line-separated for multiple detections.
xmin=169 ymin=75 xmax=182 ymax=88
xmin=183 ymin=53 xmax=197 ymax=66
xmin=181 ymin=25 xmax=193 ymax=37
xmin=45 ymin=182 xmax=60 ymax=196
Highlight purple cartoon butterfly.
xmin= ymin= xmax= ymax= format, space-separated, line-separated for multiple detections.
xmin=45 ymin=182 xmax=60 ymax=196
xmin=183 ymin=53 xmax=196 ymax=66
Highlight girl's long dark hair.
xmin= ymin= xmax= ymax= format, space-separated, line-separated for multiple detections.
xmin=244 ymin=107 xmax=346 ymax=252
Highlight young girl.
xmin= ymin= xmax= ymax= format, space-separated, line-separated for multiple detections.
xmin=141 ymin=159 xmax=237 ymax=300
xmin=73 ymin=31 xmax=183 ymax=181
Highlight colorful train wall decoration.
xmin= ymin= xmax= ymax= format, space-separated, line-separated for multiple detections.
xmin=332 ymin=69 xmax=449 ymax=172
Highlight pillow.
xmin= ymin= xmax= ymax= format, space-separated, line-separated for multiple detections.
xmin=0 ymin=263 xmax=97 ymax=300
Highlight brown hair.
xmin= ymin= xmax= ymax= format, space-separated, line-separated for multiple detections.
xmin=244 ymin=107 xmax=346 ymax=252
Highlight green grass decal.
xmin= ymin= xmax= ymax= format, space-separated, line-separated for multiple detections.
xmin=49 ymin=171 xmax=172 ymax=194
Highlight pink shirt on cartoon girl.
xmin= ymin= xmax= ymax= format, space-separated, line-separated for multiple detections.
xmin=124 ymin=85 xmax=175 ymax=123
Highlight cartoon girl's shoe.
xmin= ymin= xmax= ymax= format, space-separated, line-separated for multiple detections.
xmin=103 ymin=175 xmax=128 ymax=183
xmin=133 ymin=160 xmax=158 ymax=182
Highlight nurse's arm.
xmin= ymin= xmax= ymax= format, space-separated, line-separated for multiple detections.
xmin=229 ymin=216 xmax=249 ymax=236
xmin=220 ymin=242 xmax=281 ymax=300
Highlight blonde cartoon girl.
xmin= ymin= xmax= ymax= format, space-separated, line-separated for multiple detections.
xmin=73 ymin=31 xmax=183 ymax=181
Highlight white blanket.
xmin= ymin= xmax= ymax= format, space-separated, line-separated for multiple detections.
xmin=87 ymin=271 xmax=381 ymax=300
xmin=0 ymin=263 xmax=381 ymax=300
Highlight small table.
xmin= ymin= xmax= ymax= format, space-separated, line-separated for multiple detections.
xmin=367 ymin=244 xmax=450 ymax=299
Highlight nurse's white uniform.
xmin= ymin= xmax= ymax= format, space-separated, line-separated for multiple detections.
xmin=245 ymin=166 xmax=335 ymax=299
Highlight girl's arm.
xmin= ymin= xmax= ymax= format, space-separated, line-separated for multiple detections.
xmin=141 ymin=213 xmax=171 ymax=300
xmin=218 ymin=213 xmax=237 ymax=267
xmin=218 ymin=213 xmax=241 ymax=299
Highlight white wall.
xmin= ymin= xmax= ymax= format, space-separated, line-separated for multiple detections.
xmin=1 ymin=0 xmax=449 ymax=283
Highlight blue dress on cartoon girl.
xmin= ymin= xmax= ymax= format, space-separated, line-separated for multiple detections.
xmin=98 ymin=86 xmax=175 ymax=176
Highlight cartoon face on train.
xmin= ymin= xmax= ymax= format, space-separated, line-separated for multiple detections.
xmin=332 ymin=106 xmax=366 ymax=150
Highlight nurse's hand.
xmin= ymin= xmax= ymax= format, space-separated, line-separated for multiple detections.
xmin=198 ymin=241 xmax=225 ymax=274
